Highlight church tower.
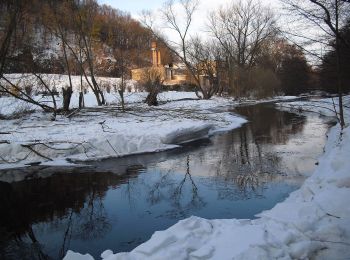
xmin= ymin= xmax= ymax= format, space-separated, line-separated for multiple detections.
xmin=151 ymin=41 xmax=162 ymax=67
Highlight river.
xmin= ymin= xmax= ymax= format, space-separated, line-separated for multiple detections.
xmin=0 ymin=103 xmax=335 ymax=259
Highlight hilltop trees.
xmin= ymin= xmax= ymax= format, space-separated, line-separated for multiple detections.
xmin=0 ymin=0 xmax=20 ymax=76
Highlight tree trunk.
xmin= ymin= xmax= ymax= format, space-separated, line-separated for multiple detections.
xmin=118 ymin=90 xmax=125 ymax=112
xmin=99 ymin=90 xmax=105 ymax=105
xmin=145 ymin=90 xmax=159 ymax=106
xmin=79 ymin=91 xmax=84 ymax=109
xmin=335 ymin=0 xmax=345 ymax=128
xmin=63 ymin=87 xmax=73 ymax=111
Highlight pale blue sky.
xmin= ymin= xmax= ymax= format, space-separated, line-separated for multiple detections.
xmin=97 ymin=0 xmax=282 ymax=20
xmin=96 ymin=0 xmax=283 ymax=42
xmin=98 ymin=0 xmax=165 ymax=16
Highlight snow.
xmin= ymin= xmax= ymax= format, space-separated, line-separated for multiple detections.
xmin=63 ymin=96 xmax=350 ymax=260
xmin=0 ymin=73 xmax=202 ymax=115
xmin=0 ymin=73 xmax=138 ymax=94
xmin=0 ymin=90 xmax=246 ymax=169
xmin=64 ymin=251 xmax=94 ymax=260
xmin=276 ymin=96 xmax=350 ymax=119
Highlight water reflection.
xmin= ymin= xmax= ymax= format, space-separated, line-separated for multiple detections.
xmin=144 ymin=155 xmax=206 ymax=219
xmin=0 ymin=172 xmax=137 ymax=259
xmin=0 ymin=104 xmax=333 ymax=259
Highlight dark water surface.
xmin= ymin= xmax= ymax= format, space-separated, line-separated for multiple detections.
xmin=0 ymin=104 xmax=334 ymax=259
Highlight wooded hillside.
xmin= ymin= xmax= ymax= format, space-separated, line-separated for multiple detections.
xmin=0 ymin=0 xmax=173 ymax=77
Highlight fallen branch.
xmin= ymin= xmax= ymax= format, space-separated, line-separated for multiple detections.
xmin=67 ymin=108 xmax=80 ymax=118
xmin=0 ymin=151 xmax=32 ymax=164
xmin=106 ymin=139 xmax=119 ymax=156
xmin=21 ymin=144 xmax=53 ymax=161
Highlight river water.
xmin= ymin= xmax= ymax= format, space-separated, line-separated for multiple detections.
xmin=0 ymin=104 xmax=334 ymax=259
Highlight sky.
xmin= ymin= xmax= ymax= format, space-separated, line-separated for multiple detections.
xmin=98 ymin=0 xmax=282 ymax=38
xmin=98 ymin=0 xmax=282 ymax=18
xmin=98 ymin=0 xmax=166 ymax=16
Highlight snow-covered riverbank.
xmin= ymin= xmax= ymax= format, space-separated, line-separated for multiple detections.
xmin=0 ymin=92 xmax=247 ymax=169
xmin=64 ymin=96 xmax=350 ymax=260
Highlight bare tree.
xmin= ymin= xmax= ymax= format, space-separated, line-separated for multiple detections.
xmin=141 ymin=66 xmax=165 ymax=106
xmin=142 ymin=0 xmax=220 ymax=99
xmin=110 ymin=16 xmax=131 ymax=112
xmin=281 ymin=0 xmax=350 ymax=127
xmin=42 ymin=1 xmax=75 ymax=112
xmin=208 ymin=0 xmax=277 ymax=97
xmin=65 ymin=0 xmax=106 ymax=106
xmin=187 ymin=38 xmax=222 ymax=97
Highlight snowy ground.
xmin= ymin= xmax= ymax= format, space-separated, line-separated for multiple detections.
xmin=64 ymin=96 xmax=350 ymax=260
xmin=0 ymin=73 xmax=193 ymax=115
xmin=0 ymin=73 xmax=298 ymax=170
xmin=0 ymin=73 xmax=138 ymax=93
xmin=276 ymin=96 xmax=350 ymax=119
xmin=0 ymin=90 xmax=247 ymax=170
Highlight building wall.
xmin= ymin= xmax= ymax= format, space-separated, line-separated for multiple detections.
xmin=132 ymin=41 xmax=198 ymax=86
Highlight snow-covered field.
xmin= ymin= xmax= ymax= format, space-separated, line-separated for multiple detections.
xmin=64 ymin=96 xmax=350 ymax=260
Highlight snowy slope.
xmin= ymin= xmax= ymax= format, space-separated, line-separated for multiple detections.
xmin=64 ymin=96 xmax=350 ymax=260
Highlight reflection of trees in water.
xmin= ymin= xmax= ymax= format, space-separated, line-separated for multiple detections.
xmin=210 ymin=105 xmax=306 ymax=199
xmin=122 ymin=166 xmax=145 ymax=210
xmin=58 ymin=210 xmax=73 ymax=259
xmin=147 ymin=171 xmax=174 ymax=205
xmin=213 ymin=126 xmax=282 ymax=200
xmin=171 ymin=156 xmax=205 ymax=217
xmin=216 ymin=129 xmax=280 ymax=200
xmin=0 ymin=226 xmax=50 ymax=260
xmin=215 ymin=127 xmax=281 ymax=174
xmin=73 ymin=190 xmax=111 ymax=241
xmin=133 ymin=155 xmax=205 ymax=219
xmin=0 ymin=171 xmax=136 ymax=259
xmin=235 ymin=104 xmax=306 ymax=145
